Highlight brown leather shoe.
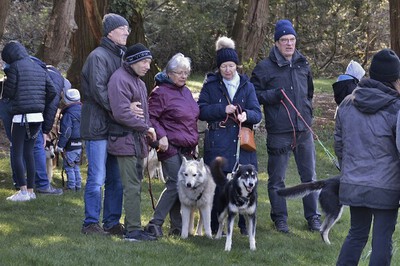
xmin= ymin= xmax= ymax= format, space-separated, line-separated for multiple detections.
xmin=104 ymin=223 xmax=125 ymax=236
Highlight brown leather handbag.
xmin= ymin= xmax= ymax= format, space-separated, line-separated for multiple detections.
xmin=240 ymin=127 xmax=256 ymax=152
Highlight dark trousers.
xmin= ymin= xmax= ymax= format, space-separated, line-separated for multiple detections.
xmin=337 ymin=206 xmax=398 ymax=266
xmin=267 ymin=131 xmax=319 ymax=222
xmin=11 ymin=122 xmax=41 ymax=188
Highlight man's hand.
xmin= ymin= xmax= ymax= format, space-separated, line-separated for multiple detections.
xmin=158 ymin=136 xmax=169 ymax=152
xmin=147 ymin=127 xmax=156 ymax=142
xmin=130 ymin=101 xmax=144 ymax=118
xmin=43 ymin=133 xmax=50 ymax=147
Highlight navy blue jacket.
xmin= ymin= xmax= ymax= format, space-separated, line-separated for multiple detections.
xmin=1 ymin=41 xmax=57 ymax=132
xmin=198 ymin=72 xmax=262 ymax=172
xmin=58 ymin=103 xmax=81 ymax=150
xmin=251 ymin=46 xmax=314 ymax=134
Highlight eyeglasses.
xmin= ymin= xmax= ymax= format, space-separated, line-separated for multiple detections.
xmin=279 ymin=37 xmax=296 ymax=44
xmin=117 ymin=26 xmax=131 ymax=34
xmin=172 ymin=71 xmax=190 ymax=77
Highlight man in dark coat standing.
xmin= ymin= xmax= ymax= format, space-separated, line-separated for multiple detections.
xmin=80 ymin=13 xmax=129 ymax=236
xmin=251 ymin=19 xmax=320 ymax=233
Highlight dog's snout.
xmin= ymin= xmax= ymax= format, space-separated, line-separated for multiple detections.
xmin=50 ymin=154 xmax=55 ymax=159
xmin=186 ymin=183 xmax=192 ymax=188
xmin=248 ymin=183 xmax=254 ymax=187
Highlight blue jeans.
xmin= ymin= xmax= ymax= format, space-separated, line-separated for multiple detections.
xmin=337 ymin=206 xmax=398 ymax=266
xmin=266 ymin=131 xmax=319 ymax=222
xmin=83 ymin=140 xmax=123 ymax=228
xmin=63 ymin=149 xmax=82 ymax=190
xmin=34 ymin=129 xmax=52 ymax=190
xmin=0 ymin=98 xmax=16 ymax=185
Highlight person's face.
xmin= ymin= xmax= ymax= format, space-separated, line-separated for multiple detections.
xmin=130 ymin=59 xmax=152 ymax=77
xmin=108 ymin=25 xmax=130 ymax=46
xmin=219 ymin=61 xmax=237 ymax=80
xmin=275 ymin=34 xmax=296 ymax=60
xmin=169 ymin=68 xmax=190 ymax=87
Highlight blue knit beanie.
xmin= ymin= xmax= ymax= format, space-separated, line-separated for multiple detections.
xmin=274 ymin=19 xmax=297 ymax=41
xmin=103 ymin=13 xmax=129 ymax=36
xmin=215 ymin=36 xmax=239 ymax=68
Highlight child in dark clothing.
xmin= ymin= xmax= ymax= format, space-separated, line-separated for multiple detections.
xmin=56 ymin=89 xmax=82 ymax=191
xmin=332 ymin=60 xmax=365 ymax=106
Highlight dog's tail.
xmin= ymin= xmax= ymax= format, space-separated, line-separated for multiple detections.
xmin=210 ymin=156 xmax=228 ymax=186
xmin=277 ymin=180 xmax=327 ymax=198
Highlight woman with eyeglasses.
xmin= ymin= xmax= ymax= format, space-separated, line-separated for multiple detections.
xmin=197 ymin=36 xmax=262 ymax=235
xmin=144 ymin=53 xmax=199 ymax=237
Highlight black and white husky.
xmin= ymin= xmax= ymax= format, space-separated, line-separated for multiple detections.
xmin=277 ymin=176 xmax=342 ymax=244
xmin=211 ymin=157 xmax=258 ymax=251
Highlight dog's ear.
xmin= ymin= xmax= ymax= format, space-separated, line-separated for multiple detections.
xmin=199 ymin=158 xmax=204 ymax=167
xmin=182 ymin=156 xmax=188 ymax=165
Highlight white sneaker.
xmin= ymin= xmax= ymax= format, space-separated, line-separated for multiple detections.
xmin=6 ymin=191 xmax=31 ymax=202
xmin=29 ymin=192 xmax=36 ymax=200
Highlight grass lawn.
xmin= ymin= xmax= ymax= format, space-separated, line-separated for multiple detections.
xmin=0 ymin=77 xmax=399 ymax=265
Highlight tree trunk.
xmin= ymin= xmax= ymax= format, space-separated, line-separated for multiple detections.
xmin=0 ymin=0 xmax=11 ymax=40
xmin=231 ymin=0 xmax=269 ymax=74
xmin=67 ymin=0 xmax=108 ymax=92
xmin=35 ymin=0 xmax=77 ymax=66
xmin=389 ymin=0 xmax=400 ymax=56
xmin=127 ymin=9 xmax=158 ymax=93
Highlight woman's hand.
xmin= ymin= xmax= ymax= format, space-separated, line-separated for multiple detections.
xmin=237 ymin=111 xmax=247 ymax=123
xmin=225 ymin=104 xmax=237 ymax=114
xmin=158 ymin=136 xmax=169 ymax=152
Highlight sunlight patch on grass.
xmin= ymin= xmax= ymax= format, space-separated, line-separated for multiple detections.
xmin=314 ymin=78 xmax=336 ymax=93
xmin=0 ymin=223 xmax=17 ymax=234
xmin=29 ymin=235 xmax=69 ymax=247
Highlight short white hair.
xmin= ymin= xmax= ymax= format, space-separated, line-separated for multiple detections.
xmin=165 ymin=53 xmax=191 ymax=74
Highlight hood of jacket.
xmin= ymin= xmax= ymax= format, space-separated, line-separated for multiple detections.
xmin=1 ymin=41 xmax=29 ymax=64
xmin=352 ymin=79 xmax=399 ymax=114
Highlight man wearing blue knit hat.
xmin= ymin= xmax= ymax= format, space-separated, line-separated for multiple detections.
xmin=251 ymin=19 xmax=321 ymax=233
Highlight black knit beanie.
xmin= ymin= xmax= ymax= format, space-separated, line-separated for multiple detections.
xmin=370 ymin=48 xmax=400 ymax=83
xmin=103 ymin=13 xmax=129 ymax=36
xmin=215 ymin=36 xmax=239 ymax=68
xmin=124 ymin=43 xmax=152 ymax=65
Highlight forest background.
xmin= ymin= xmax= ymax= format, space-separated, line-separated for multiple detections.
xmin=0 ymin=0 xmax=399 ymax=93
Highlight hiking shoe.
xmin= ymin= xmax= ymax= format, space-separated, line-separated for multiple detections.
xmin=36 ymin=185 xmax=63 ymax=195
xmin=144 ymin=223 xmax=163 ymax=237
xmin=275 ymin=220 xmax=289 ymax=233
xmin=104 ymin=223 xmax=125 ymax=236
xmin=124 ymin=230 xmax=157 ymax=242
xmin=6 ymin=190 xmax=31 ymax=202
xmin=29 ymin=192 xmax=37 ymax=200
xmin=81 ymin=223 xmax=110 ymax=236
xmin=308 ymin=215 xmax=321 ymax=232
xmin=240 ymin=227 xmax=248 ymax=236
xmin=168 ymin=228 xmax=181 ymax=236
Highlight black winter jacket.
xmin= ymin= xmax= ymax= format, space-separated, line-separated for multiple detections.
xmin=1 ymin=41 xmax=57 ymax=132
xmin=251 ymin=46 xmax=314 ymax=134
xmin=80 ymin=37 xmax=126 ymax=140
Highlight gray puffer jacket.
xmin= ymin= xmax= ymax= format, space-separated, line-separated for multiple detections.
xmin=335 ymin=78 xmax=400 ymax=209
xmin=80 ymin=37 xmax=126 ymax=140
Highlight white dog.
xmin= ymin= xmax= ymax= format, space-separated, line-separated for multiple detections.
xmin=45 ymin=140 xmax=56 ymax=182
xmin=144 ymin=148 xmax=164 ymax=183
xmin=177 ymin=157 xmax=216 ymax=239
